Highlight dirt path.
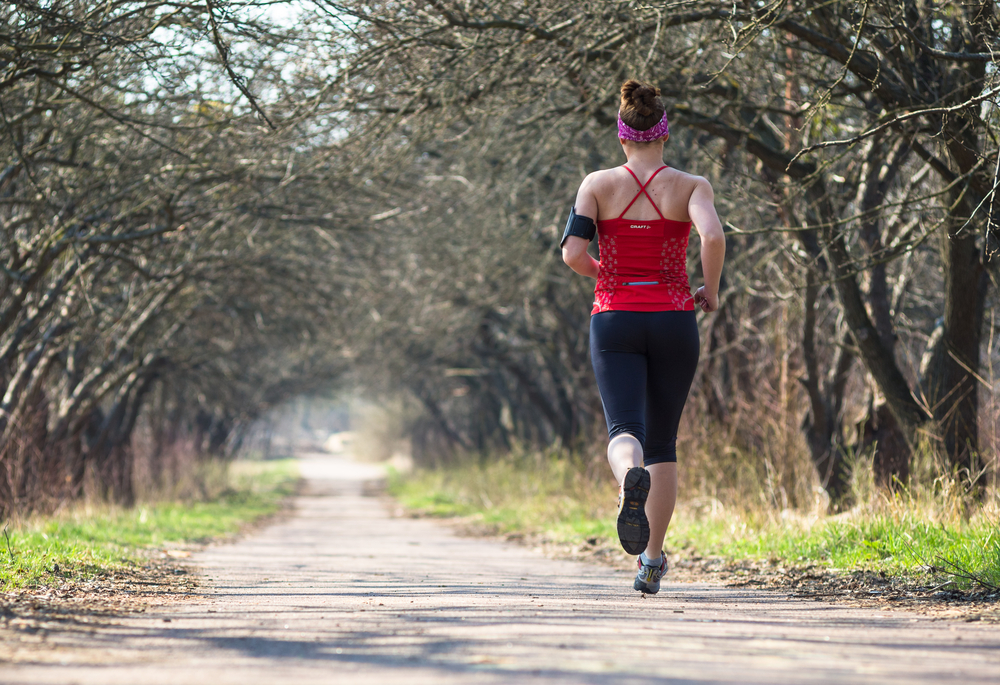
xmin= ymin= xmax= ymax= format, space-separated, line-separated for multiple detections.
xmin=4 ymin=454 xmax=1000 ymax=684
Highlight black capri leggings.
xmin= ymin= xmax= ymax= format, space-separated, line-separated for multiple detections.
xmin=589 ymin=310 xmax=700 ymax=465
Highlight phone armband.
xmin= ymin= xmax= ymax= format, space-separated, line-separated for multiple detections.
xmin=560 ymin=206 xmax=597 ymax=247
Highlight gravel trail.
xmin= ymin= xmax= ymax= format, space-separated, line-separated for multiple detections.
xmin=4 ymin=454 xmax=1000 ymax=684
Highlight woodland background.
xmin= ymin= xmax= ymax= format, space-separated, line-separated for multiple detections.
xmin=1 ymin=0 xmax=998 ymax=517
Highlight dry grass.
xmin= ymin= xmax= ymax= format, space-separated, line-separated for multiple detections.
xmin=380 ymin=322 xmax=1000 ymax=591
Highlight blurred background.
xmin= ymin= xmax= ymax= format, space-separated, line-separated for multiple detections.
xmin=1 ymin=0 xmax=998 ymax=520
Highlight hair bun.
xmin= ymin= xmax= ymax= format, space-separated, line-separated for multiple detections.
xmin=618 ymin=79 xmax=666 ymax=135
xmin=621 ymin=80 xmax=661 ymax=117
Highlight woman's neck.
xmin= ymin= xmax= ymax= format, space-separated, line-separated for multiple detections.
xmin=624 ymin=144 xmax=665 ymax=170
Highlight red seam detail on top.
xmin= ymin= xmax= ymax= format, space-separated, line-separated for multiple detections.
xmin=593 ymin=211 xmax=693 ymax=315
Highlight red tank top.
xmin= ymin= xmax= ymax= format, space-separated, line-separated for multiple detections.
xmin=592 ymin=165 xmax=694 ymax=315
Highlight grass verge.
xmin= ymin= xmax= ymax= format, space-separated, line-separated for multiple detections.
xmin=389 ymin=449 xmax=620 ymax=545
xmin=388 ymin=452 xmax=1000 ymax=593
xmin=671 ymin=505 xmax=1000 ymax=590
xmin=0 ymin=459 xmax=298 ymax=592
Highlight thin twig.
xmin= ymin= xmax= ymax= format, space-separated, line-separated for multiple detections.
xmin=886 ymin=23 xmax=998 ymax=62
xmin=3 ymin=522 xmax=14 ymax=562
xmin=933 ymin=555 xmax=1000 ymax=592
xmin=895 ymin=535 xmax=999 ymax=593
xmin=205 ymin=0 xmax=276 ymax=130
xmin=789 ymin=85 xmax=1000 ymax=166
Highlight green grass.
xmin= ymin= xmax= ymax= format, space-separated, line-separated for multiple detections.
xmin=0 ymin=459 xmax=298 ymax=591
xmin=670 ymin=511 xmax=1000 ymax=588
xmin=387 ymin=450 xmax=620 ymax=543
xmin=389 ymin=453 xmax=1000 ymax=591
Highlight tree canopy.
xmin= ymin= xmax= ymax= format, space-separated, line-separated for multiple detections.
xmin=2 ymin=0 xmax=998 ymax=515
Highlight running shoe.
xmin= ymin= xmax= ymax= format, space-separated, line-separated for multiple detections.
xmin=634 ymin=551 xmax=668 ymax=594
xmin=616 ymin=466 xmax=650 ymax=555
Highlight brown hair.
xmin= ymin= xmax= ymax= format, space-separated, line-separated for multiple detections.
xmin=619 ymin=79 xmax=664 ymax=131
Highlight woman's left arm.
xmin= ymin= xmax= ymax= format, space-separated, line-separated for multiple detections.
xmin=688 ymin=177 xmax=726 ymax=312
xmin=562 ymin=174 xmax=601 ymax=279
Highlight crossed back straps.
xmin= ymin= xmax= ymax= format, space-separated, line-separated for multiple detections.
xmin=617 ymin=165 xmax=668 ymax=220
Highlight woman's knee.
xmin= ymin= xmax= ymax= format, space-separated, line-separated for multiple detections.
xmin=609 ymin=428 xmax=645 ymax=450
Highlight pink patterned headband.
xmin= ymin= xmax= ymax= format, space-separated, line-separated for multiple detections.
xmin=618 ymin=111 xmax=670 ymax=142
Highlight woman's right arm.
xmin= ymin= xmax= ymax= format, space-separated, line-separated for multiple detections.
xmin=688 ymin=177 xmax=725 ymax=312
xmin=561 ymin=173 xmax=601 ymax=280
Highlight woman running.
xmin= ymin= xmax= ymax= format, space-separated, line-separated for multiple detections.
xmin=561 ymin=80 xmax=726 ymax=594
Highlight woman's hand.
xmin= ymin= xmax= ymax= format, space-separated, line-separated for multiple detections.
xmin=694 ymin=287 xmax=718 ymax=312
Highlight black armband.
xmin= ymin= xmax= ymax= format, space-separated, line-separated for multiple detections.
xmin=560 ymin=206 xmax=597 ymax=247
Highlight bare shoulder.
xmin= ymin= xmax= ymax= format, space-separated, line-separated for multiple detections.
xmin=580 ymin=168 xmax=618 ymax=192
xmin=669 ymin=168 xmax=712 ymax=191
xmin=575 ymin=169 xmax=616 ymax=216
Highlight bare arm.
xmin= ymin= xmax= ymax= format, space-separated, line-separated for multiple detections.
xmin=688 ymin=178 xmax=726 ymax=312
xmin=561 ymin=173 xmax=601 ymax=279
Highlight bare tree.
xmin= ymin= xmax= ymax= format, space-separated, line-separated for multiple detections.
xmin=0 ymin=0 xmax=366 ymax=514
xmin=315 ymin=0 xmax=999 ymax=492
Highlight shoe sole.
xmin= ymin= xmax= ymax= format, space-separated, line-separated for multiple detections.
xmin=633 ymin=579 xmax=660 ymax=594
xmin=617 ymin=467 xmax=650 ymax=555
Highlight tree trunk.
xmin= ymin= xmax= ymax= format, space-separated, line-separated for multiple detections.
xmin=922 ymin=224 xmax=988 ymax=478
xmin=800 ymin=274 xmax=853 ymax=503
xmin=862 ymin=403 xmax=911 ymax=489
xmin=856 ymin=137 xmax=913 ymax=485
